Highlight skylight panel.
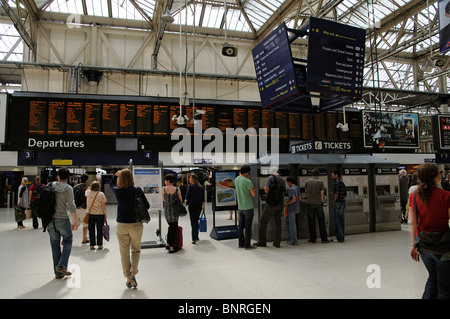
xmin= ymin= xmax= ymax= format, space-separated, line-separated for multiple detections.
xmin=85 ymin=0 xmax=109 ymax=17
xmin=46 ymin=0 xmax=83 ymax=14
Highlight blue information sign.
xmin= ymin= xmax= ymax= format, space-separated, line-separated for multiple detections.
xmin=252 ymin=23 xmax=298 ymax=108
xmin=306 ymin=17 xmax=366 ymax=98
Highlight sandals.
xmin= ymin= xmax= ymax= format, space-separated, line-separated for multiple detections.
xmin=130 ymin=276 xmax=138 ymax=288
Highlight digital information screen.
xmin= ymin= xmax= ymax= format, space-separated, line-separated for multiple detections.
xmin=136 ymin=104 xmax=152 ymax=136
xmin=29 ymin=100 xmax=47 ymax=135
xmin=438 ymin=115 xmax=450 ymax=149
xmin=84 ymin=102 xmax=101 ymax=135
xmin=120 ymin=103 xmax=136 ymax=135
xmin=47 ymin=101 xmax=65 ymax=135
xmin=153 ymin=105 xmax=169 ymax=137
xmin=252 ymin=22 xmax=299 ymax=108
xmin=102 ymin=103 xmax=119 ymax=136
xmin=66 ymin=101 xmax=83 ymax=135
xmin=306 ymin=17 xmax=366 ymax=98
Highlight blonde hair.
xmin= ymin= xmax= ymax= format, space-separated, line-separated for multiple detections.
xmin=117 ymin=169 xmax=134 ymax=189
xmin=21 ymin=177 xmax=28 ymax=185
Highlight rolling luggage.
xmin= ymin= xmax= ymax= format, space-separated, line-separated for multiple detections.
xmin=168 ymin=225 xmax=183 ymax=251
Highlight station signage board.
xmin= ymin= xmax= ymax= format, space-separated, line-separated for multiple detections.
xmin=438 ymin=115 xmax=450 ymax=150
xmin=291 ymin=140 xmax=353 ymax=153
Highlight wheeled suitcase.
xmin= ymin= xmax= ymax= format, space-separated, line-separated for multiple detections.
xmin=168 ymin=225 xmax=183 ymax=251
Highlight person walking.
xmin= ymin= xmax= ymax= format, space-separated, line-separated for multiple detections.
xmin=29 ymin=176 xmax=45 ymax=229
xmin=409 ymin=163 xmax=450 ymax=299
xmin=305 ymin=169 xmax=329 ymax=243
xmin=254 ymin=166 xmax=286 ymax=248
xmin=48 ymin=168 xmax=78 ymax=279
xmin=185 ymin=174 xmax=205 ymax=244
xmin=162 ymin=174 xmax=183 ymax=253
xmin=110 ymin=169 xmax=149 ymax=288
xmin=331 ymin=170 xmax=346 ymax=243
xmin=235 ymin=165 xmax=256 ymax=250
xmin=85 ymin=181 xmax=107 ymax=250
xmin=17 ymin=177 xmax=29 ymax=229
xmin=399 ymin=169 xmax=409 ymax=223
xmin=285 ymin=176 xmax=300 ymax=245
xmin=73 ymin=174 xmax=89 ymax=244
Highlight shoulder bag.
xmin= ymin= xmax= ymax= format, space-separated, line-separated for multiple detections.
xmin=83 ymin=192 xmax=99 ymax=224
xmin=413 ymin=191 xmax=450 ymax=255
xmin=134 ymin=188 xmax=151 ymax=223
xmin=199 ymin=210 xmax=207 ymax=232
xmin=171 ymin=187 xmax=187 ymax=217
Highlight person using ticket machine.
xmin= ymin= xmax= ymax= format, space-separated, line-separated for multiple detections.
xmin=305 ymin=169 xmax=329 ymax=244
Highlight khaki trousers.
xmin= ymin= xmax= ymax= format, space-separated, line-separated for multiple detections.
xmin=117 ymin=222 xmax=143 ymax=278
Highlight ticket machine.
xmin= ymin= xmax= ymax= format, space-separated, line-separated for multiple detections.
xmin=373 ymin=167 xmax=401 ymax=231
xmin=297 ymin=167 xmax=330 ymax=239
xmin=341 ymin=167 xmax=370 ymax=234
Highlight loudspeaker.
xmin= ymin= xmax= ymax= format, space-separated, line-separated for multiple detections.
xmin=222 ymin=44 xmax=238 ymax=57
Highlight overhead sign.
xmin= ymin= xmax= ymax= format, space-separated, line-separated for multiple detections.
xmin=437 ymin=115 xmax=450 ymax=149
xmin=306 ymin=17 xmax=366 ymax=98
xmin=252 ymin=22 xmax=298 ymax=108
xmin=291 ymin=140 xmax=353 ymax=153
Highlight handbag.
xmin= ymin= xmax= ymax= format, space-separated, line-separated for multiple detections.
xmin=413 ymin=192 xmax=450 ymax=255
xmin=14 ymin=205 xmax=26 ymax=223
xmin=83 ymin=192 xmax=99 ymax=224
xmin=134 ymin=188 xmax=151 ymax=223
xmin=102 ymin=220 xmax=110 ymax=241
xmin=199 ymin=210 xmax=207 ymax=232
xmin=171 ymin=187 xmax=187 ymax=217
xmin=25 ymin=208 xmax=33 ymax=219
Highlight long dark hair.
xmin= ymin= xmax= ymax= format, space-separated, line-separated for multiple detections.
xmin=416 ymin=163 xmax=439 ymax=203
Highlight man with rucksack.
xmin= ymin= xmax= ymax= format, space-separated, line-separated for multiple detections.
xmin=73 ymin=174 xmax=89 ymax=244
xmin=305 ymin=169 xmax=329 ymax=244
xmin=47 ymin=167 xmax=78 ymax=279
xmin=254 ymin=166 xmax=286 ymax=248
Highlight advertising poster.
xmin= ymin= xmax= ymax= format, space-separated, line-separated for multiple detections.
xmin=439 ymin=0 xmax=450 ymax=53
xmin=213 ymin=171 xmax=238 ymax=211
xmin=362 ymin=111 xmax=419 ymax=149
xmin=134 ymin=168 xmax=162 ymax=211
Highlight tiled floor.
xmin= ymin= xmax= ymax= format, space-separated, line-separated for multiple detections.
xmin=0 ymin=205 xmax=427 ymax=299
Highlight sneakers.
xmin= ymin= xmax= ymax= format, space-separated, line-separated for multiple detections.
xmin=55 ymin=266 xmax=72 ymax=276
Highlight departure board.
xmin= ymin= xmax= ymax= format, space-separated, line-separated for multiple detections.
xmin=170 ymin=105 xmax=193 ymax=132
xmin=217 ymin=107 xmax=233 ymax=133
xmin=120 ymin=103 xmax=135 ymax=135
xmin=153 ymin=105 xmax=169 ymax=136
xmin=233 ymin=108 xmax=247 ymax=129
xmin=314 ymin=114 xmax=327 ymax=140
xmin=326 ymin=112 xmax=338 ymax=139
xmin=84 ymin=102 xmax=101 ymax=135
xmin=199 ymin=106 xmax=215 ymax=131
xmin=29 ymin=100 xmax=47 ymax=135
xmin=102 ymin=103 xmax=119 ymax=136
xmin=248 ymin=109 xmax=261 ymax=131
xmin=289 ymin=113 xmax=301 ymax=139
xmin=136 ymin=104 xmax=152 ymax=136
xmin=262 ymin=109 xmax=274 ymax=136
xmin=66 ymin=101 xmax=83 ymax=135
xmin=47 ymin=101 xmax=65 ymax=135
xmin=302 ymin=114 xmax=313 ymax=140
xmin=275 ymin=112 xmax=288 ymax=139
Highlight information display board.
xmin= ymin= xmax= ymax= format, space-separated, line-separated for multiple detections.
xmin=307 ymin=17 xmax=366 ymax=98
xmin=134 ymin=168 xmax=162 ymax=211
xmin=252 ymin=22 xmax=298 ymax=108
xmin=362 ymin=111 xmax=419 ymax=149
xmin=437 ymin=115 xmax=450 ymax=150
xmin=212 ymin=170 xmax=238 ymax=212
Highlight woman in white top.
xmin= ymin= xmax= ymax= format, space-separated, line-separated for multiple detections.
xmin=17 ymin=177 xmax=29 ymax=229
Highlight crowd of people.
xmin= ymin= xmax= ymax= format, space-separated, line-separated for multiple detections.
xmin=12 ymin=162 xmax=450 ymax=298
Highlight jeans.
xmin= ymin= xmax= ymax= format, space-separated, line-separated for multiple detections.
xmin=306 ymin=203 xmax=328 ymax=242
xmin=188 ymin=204 xmax=202 ymax=241
xmin=258 ymin=203 xmax=283 ymax=246
xmin=420 ymin=250 xmax=450 ymax=299
xmin=238 ymin=209 xmax=254 ymax=248
xmin=332 ymin=202 xmax=346 ymax=242
xmin=88 ymin=214 xmax=105 ymax=247
xmin=284 ymin=211 xmax=298 ymax=244
xmin=47 ymin=218 xmax=73 ymax=275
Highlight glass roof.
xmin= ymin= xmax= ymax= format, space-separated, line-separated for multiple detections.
xmin=0 ymin=0 xmax=447 ymax=96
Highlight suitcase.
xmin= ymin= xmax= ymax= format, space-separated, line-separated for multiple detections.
xmin=168 ymin=225 xmax=183 ymax=251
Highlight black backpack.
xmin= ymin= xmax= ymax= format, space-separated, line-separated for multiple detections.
xmin=73 ymin=184 xmax=87 ymax=208
xmin=265 ymin=176 xmax=284 ymax=206
xmin=32 ymin=183 xmax=55 ymax=232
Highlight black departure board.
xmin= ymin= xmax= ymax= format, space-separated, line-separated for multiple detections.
xmin=47 ymin=101 xmax=65 ymax=135
xmin=289 ymin=113 xmax=301 ymax=139
xmin=153 ymin=105 xmax=169 ymax=137
xmin=102 ymin=103 xmax=118 ymax=136
xmin=233 ymin=108 xmax=247 ymax=129
xmin=217 ymin=107 xmax=233 ymax=133
xmin=120 ymin=103 xmax=135 ymax=135
xmin=302 ymin=114 xmax=313 ymax=140
xmin=84 ymin=102 xmax=101 ymax=135
xmin=136 ymin=104 xmax=152 ymax=136
xmin=326 ymin=113 xmax=338 ymax=139
xmin=262 ymin=109 xmax=274 ymax=136
xmin=314 ymin=114 xmax=327 ymax=140
xmin=29 ymin=100 xmax=47 ymax=135
xmin=248 ymin=109 xmax=261 ymax=131
xmin=275 ymin=112 xmax=288 ymax=139
xmin=66 ymin=101 xmax=83 ymax=135
xmin=200 ymin=106 xmax=215 ymax=131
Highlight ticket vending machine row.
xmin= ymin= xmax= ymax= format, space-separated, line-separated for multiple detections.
xmin=297 ymin=167 xmax=330 ymax=239
xmin=341 ymin=167 xmax=370 ymax=234
xmin=374 ymin=167 xmax=401 ymax=231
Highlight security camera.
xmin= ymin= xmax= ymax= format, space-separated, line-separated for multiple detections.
xmin=195 ymin=109 xmax=206 ymax=115
xmin=222 ymin=43 xmax=238 ymax=57
xmin=336 ymin=123 xmax=349 ymax=131
xmin=172 ymin=114 xmax=189 ymax=126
